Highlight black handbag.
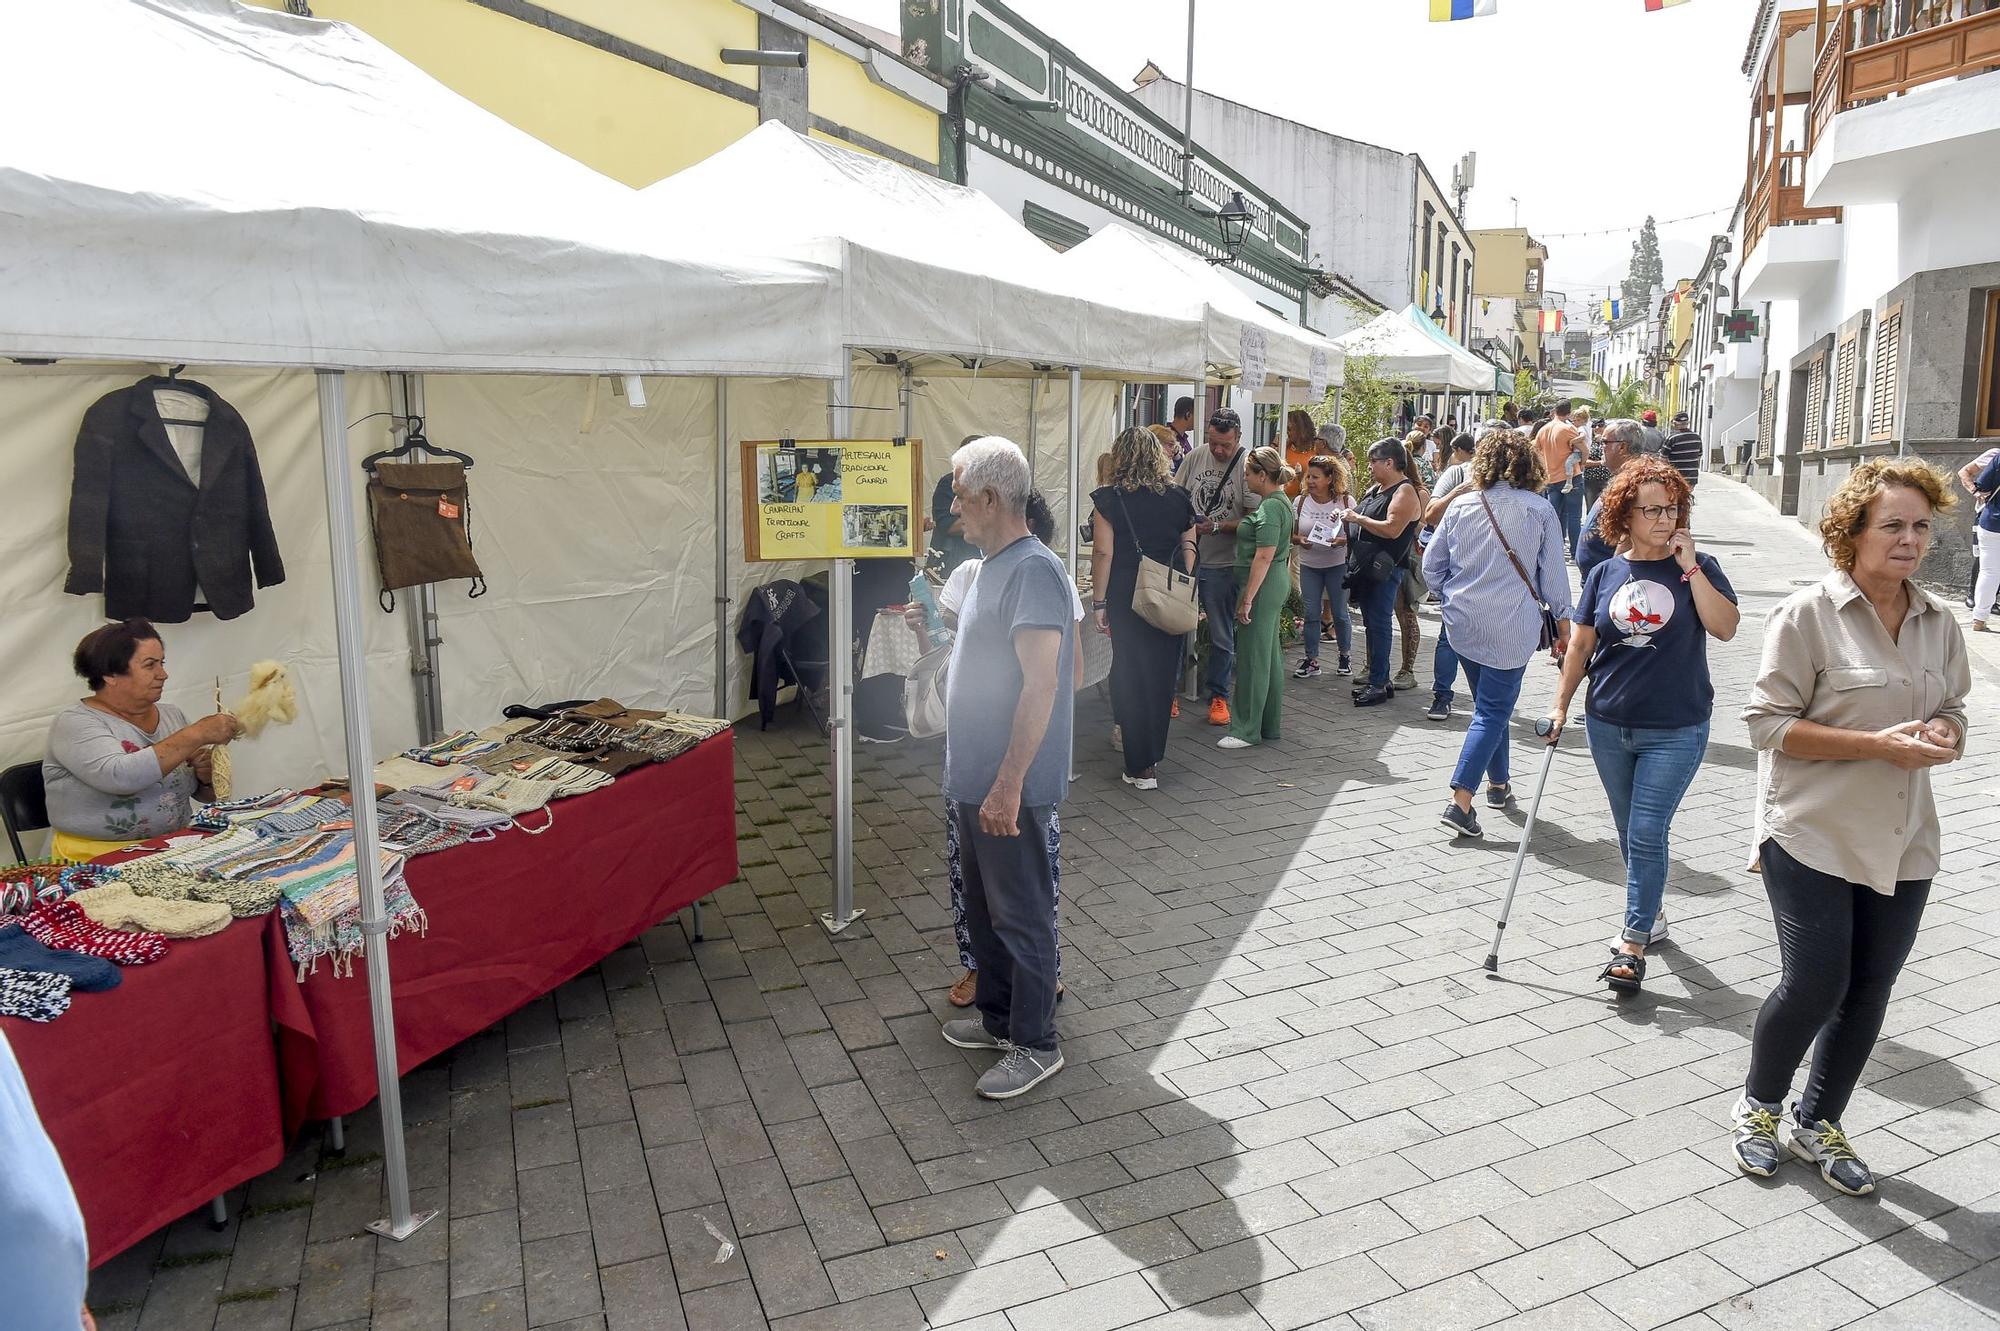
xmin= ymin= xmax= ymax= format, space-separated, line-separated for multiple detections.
xmin=1477 ymin=492 xmax=1561 ymax=651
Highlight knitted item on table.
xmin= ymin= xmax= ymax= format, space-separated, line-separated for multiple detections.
xmin=637 ymin=711 xmax=731 ymax=741
xmin=0 ymin=925 xmax=121 ymax=992
xmin=445 ymin=774 xmax=561 ymax=829
xmin=510 ymin=756 xmax=614 ymax=799
xmin=403 ymin=730 xmax=504 ymax=766
xmin=372 ymin=756 xmax=472 ymax=793
xmin=285 ymin=872 xmax=425 ymax=980
xmin=513 ymin=717 xmax=629 ymax=755
xmin=244 ymin=795 xmax=353 ymax=839
xmin=192 ymin=789 xmax=298 ymax=832
xmin=376 ymin=804 xmax=479 ymax=858
xmin=465 ymin=738 xmax=564 ymax=776
xmin=379 ymin=790 xmax=513 ymax=835
xmin=68 ymin=883 xmax=231 ymax=938
xmin=0 ymin=967 xmax=72 ymax=1022
xmin=20 ymin=899 xmax=168 ymax=965
xmin=0 ymin=861 xmax=122 ymax=916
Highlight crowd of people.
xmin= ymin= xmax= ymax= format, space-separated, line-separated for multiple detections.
xmin=921 ymin=416 xmax=1973 ymax=1206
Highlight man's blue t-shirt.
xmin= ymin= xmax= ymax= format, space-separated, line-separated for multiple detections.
xmin=1575 ymin=499 xmax=1614 ymax=577
xmin=943 ymin=536 xmax=1076 ymax=809
xmin=1578 ymin=552 xmax=1738 ymax=730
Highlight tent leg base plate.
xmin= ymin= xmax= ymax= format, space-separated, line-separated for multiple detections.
xmin=369 ymin=1209 xmax=439 ymax=1243
xmin=819 ymin=908 xmax=866 ymax=937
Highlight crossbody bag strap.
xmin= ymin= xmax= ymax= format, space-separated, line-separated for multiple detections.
xmin=1476 ymin=491 xmax=1543 ymax=603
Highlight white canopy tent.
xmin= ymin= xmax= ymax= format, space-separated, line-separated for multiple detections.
xmin=0 ymin=0 xmax=848 ymax=1245
xmin=1332 ymin=304 xmax=1504 ymax=394
xmin=1058 ymin=223 xmax=1344 ymax=390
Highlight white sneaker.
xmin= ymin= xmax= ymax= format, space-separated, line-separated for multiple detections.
xmin=1120 ymin=773 xmax=1159 ymax=791
xmin=1216 ymin=736 xmax=1252 ymax=750
xmin=1608 ymin=911 xmax=1670 ymax=950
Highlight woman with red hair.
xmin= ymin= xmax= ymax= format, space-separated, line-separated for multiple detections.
xmin=1544 ymin=457 xmax=1740 ymax=993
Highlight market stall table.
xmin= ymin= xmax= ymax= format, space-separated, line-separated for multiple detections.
xmin=3 ymin=916 xmax=284 ymax=1266
xmin=270 ymin=731 xmax=738 ymax=1131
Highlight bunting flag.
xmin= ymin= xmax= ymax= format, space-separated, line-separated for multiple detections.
xmin=1539 ymin=310 xmax=1565 ymax=334
xmin=1430 ymin=0 xmax=1497 ymax=20
xmin=1602 ymin=298 xmax=1623 ymax=322
xmin=1644 ymin=0 xmax=1690 ymax=9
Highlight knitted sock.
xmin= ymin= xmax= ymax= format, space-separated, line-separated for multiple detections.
xmin=21 ymin=900 xmax=169 ymax=965
xmin=69 ymin=884 xmax=231 ymax=940
xmin=0 ymin=967 xmax=71 ymax=1022
xmin=0 ymin=924 xmax=121 ymax=992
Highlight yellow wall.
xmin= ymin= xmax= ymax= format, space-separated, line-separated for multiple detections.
xmin=1470 ymin=228 xmax=1533 ymax=297
xmin=807 ymin=39 xmax=938 ymax=166
xmin=250 ymin=0 xmax=935 ymax=184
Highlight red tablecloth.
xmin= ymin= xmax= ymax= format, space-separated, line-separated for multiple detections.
xmin=3 ymin=918 xmax=284 ymax=1267
xmin=269 ymin=731 xmax=737 ymax=1130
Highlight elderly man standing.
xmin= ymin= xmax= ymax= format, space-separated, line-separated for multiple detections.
xmin=939 ymin=437 xmax=1076 ymax=1099
xmin=1575 ymin=419 xmax=1667 ymax=579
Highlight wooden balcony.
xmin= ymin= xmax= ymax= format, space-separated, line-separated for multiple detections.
xmin=1812 ymin=1 xmax=2000 ymax=147
xmin=1745 ymin=149 xmax=1842 ymax=257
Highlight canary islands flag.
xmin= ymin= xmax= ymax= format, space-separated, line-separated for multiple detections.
xmin=1602 ymin=298 xmax=1623 ymax=322
xmin=1431 ymin=0 xmax=1497 ymax=20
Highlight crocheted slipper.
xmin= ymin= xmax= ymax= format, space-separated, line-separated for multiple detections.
xmin=21 ymin=899 xmax=169 ymax=965
xmin=0 ymin=966 xmax=72 ymax=1022
xmin=69 ymin=883 xmax=231 ymax=939
xmin=0 ymin=924 xmax=120 ymax=992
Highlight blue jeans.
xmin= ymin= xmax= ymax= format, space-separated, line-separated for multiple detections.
xmin=1299 ymin=562 xmax=1351 ymax=663
xmin=1431 ymin=626 xmax=1462 ymax=706
xmin=1356 ymin=574 xmax=1400 ymax=688
xmin=1196 ymin=565 xmax=1240 ymax=700
xmin=1542 ymin=482 xmax=1582 ymax=559
xmin=1450 ymin=658 xmax=1526 ymax=793
xmin=1586 ymin=716 xmax=1709 ymax=943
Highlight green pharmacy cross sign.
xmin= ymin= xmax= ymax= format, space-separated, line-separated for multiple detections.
xmin=1724 ymin=309 xmax=1760 ymax=343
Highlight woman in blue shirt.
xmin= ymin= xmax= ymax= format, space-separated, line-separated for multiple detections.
xmin=1968 ymin=449 xmax=2000 ymax=632
xmin=1545 ymin=457 xmax=1741 ymax=992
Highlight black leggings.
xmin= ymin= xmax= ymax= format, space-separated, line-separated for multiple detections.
xmin=1745 ymin=840 xmax=1931 ymax=1123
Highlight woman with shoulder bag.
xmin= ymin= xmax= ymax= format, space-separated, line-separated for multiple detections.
xmin=1421 ymin=429 xmax=1574 ymax=838
xmin=1090 ymin=428 xmax=1196 ymax=791
xmin=1218 ymin=448 xmax=1297 ymax=749
xmin=1345 ymin=439 xmax=1425 ymax=706
xmin=1292 ymin=455 xmax=1354 ymax=678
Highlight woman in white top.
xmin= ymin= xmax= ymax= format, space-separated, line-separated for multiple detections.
xmin=1291 ymin=455 xmax=1353 ymax=678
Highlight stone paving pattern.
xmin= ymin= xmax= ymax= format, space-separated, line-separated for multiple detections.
xmin=87 ymin=479 xmax=2000 ymax=1329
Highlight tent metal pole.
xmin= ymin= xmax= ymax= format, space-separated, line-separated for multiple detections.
xmin=1278 ymin=378 xmax=1290 ymax=447
xmin=1066 ymin=367 xmax=1082 ymax=584
xmin=396 ymin=374 xmax=444 ymax=744
xmin=821 ymin=358 xmax=862 ymax=935
xmin=315 ymin=369 xmax=434 ymax=1244
xmin=714 ymin=377 xmax=731 ymax=720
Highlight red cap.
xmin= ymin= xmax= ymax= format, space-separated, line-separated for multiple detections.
xmin=1641 ymin=410 xmax=1658 ymax=424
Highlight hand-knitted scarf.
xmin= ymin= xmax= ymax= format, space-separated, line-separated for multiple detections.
xmin=242 ymin=795 xmax=355 ymax=839
xmin=116 ymin=852 xmax=279 ymax=918
xmin=192 ymin=788 xmax=300 ymax=832
xmin=0 ymin=966 xmax=72 ymax=1022
xmin=379 ymin=789 xmax=514 ymax=835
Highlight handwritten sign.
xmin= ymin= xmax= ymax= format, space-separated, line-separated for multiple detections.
xmin=741 ymin=440 xmax=923 ymax=562
xmin=1239 ymin=326 xmax=1269 ymax=390
xmin=1308 ymin=348 xmax=1329 ymax=402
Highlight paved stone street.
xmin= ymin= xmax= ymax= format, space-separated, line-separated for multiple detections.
xmin=87 ymin=476 xmax=2000 ymax=1330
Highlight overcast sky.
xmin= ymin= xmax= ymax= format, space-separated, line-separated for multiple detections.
xmin=832 ymin=0 xmax=1756 ymax=319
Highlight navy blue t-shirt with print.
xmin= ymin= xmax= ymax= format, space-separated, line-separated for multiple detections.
xmin=1578 ymin=552 xmax=1738 ymax=730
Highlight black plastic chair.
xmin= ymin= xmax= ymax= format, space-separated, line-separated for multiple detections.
xmin=0 ymin=761 xmax=48 ymax=864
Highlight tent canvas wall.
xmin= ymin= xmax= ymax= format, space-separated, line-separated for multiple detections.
xmin=1331 ymin=305 xmax=1502 ymax=393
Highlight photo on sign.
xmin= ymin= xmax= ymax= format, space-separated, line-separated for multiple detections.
xmin=757 ymin=450 xmax=798 ymax=504
xmin=843 ymin=504 xmax=909 ymax=549
xmin=794 ymin=448 xmax=843 ymax=503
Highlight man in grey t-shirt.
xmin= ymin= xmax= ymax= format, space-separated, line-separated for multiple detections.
xmin=1172 ymin=408 xmax=1252 ymax=722
xmin=940 ymin=436 xmax=1075 ymax=1100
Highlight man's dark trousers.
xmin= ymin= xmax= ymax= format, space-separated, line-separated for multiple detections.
xmin=952 ymin=801 xmax=1060 ymax=1052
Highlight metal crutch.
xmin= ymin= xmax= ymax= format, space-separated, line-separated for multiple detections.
xmin=1484 ymin=717 xmax=1559 ymax=974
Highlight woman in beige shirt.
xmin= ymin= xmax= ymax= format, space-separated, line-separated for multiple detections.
xmin=1735 ymin=460 xmax=1970 ymax=1197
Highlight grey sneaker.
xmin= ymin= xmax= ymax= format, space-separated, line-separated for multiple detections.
xmin=1439 ymin=804 xmax=1481 ymax=838
xmin=975 ymin=1044 xmax=1064 ymax=1099
xmin=941 ymin=1018 xmax=1007 ymax=1051
xmin=1789 ymin=1111 xmax=1875 ymax=1196
xmin=1731 ymin=1095 xmax=1783 ymax=1177
xmin=1426 ymin=696 xmax=1450 ymax=722
xmin=1485 ymin=783 xmax=1513 ymax=809
xmin=1393 ymin=669 xmax=1419 ymax=691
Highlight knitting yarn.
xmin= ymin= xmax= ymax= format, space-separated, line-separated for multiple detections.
xmin=0 ymin=967 xmax=72 ymax=1022
xmin=21 ymin=900 xmax=168 ymax=965
xmin=68 ymin=884 xmax=230 ymax=939
xmin=233 ymin=661 xmax=298 ymax=737
xmin=0 ymin=924 xmax=121 ymax=992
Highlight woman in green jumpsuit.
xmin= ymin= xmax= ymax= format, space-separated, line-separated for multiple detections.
xmin=1220 ymin=447 xmax=1297 ymax=748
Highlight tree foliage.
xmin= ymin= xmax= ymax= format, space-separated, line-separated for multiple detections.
xmin=1310 ymin=351 xmax=1404 ymax=473
xmin=1578 ymin=372 xmax=1663 ymax=423
xmin=1622 ymin=216 xmax=1663 ymax=313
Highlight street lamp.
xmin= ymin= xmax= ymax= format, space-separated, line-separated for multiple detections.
xmin=1216 ymin=191 xmax=1253 ymax=255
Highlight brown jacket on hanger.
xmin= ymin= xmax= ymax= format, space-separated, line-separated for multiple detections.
xmin=64 ymin=376 xmax=286 ymax=622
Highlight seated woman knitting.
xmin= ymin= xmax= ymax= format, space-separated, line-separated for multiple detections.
xmin=41 ymin=619 xmax=239 ymax=861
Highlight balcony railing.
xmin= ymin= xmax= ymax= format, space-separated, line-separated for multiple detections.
xmin=1811 ymin=1 xmax=2000 ymax=146
xmin=1745 ymin=149 xmax=1842 ymax=256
